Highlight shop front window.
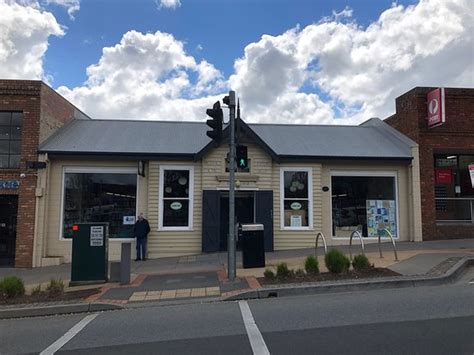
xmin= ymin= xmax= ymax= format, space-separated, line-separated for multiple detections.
xmin=0 ymin=112 xmax=22 ymax=169
xmin=160 ymin=167 xmax=193 ymax=229
xmin=63 ymin=172 xmax=137 ymax=239
xmin=331 ymin=174 xmax=397 ymax=238
xmin=281 ymin=168 xmax=312 ymax=228
xmin=434 ymin=154 xmax=474 ymax=223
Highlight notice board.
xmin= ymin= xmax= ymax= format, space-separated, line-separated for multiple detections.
xmin=366 ymin=200 xmax=397 ymax=238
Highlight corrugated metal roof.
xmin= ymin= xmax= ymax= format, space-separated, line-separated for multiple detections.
xmin=39 ymin=119 xmax=211 ymax=155
xmin=39 ymin=117 xmax=415 ymax=159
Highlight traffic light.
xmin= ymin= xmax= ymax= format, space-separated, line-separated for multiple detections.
xmin=236 ymin=145 xmax=248 ymax=169
xmin=206 ymin=101 xmax=223 ymax=142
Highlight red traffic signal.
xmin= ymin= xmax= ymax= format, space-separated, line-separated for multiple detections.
xmin=206 ymin=101 xmax=223 ymax=142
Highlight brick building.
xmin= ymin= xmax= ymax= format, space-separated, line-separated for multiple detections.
xmin=0 ymin=80 xmax=89 ymax=267
xmin=386 ymin=87 xmax=474 ymax=240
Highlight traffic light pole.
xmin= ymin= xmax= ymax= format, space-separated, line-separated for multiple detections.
xmin=227 ymin=91 xmax=236 ymax=281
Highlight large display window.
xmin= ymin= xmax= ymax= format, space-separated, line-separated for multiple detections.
xmin=159 ymin=166 xmax=194 ymax=230
xmin=331 ymin=173 xmax=397 ymax=238
xmin=434 ymin=154 xmax=474 ymax=223
xmin=62 ymin=169 xmax=137 ymax=239
xmin=280 ymin=168 xmax=312 ymax=229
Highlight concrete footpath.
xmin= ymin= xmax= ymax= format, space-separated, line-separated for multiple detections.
xmin=0 ymin=239 xmax=473 ymax=318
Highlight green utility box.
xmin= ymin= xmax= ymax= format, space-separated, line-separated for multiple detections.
xmin=70 ymin=223 xmax=109 ymax=286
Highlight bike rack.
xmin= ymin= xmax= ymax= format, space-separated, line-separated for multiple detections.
xmin=349 ymin=230 xmax=365 ymax=260
xmin=314 ymin=232 xmax=328 ymax=259
xmin=377 ymin=228 xmax=398 ymax=261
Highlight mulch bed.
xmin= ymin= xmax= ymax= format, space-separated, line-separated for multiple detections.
xmin=259 ymin=267 xmax=401 ymax=285
xmin=0 ymin=288 xmax=101 ymax=305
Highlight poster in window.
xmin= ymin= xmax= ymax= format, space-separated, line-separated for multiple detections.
xmin=290 ymin=215 xmax=302 ymax=227
xmin=366 ymin=200 xmax=397 ymax=238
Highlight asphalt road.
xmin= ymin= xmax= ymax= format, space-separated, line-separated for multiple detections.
xmin=1 ymin=272 xmax=473 ymax=355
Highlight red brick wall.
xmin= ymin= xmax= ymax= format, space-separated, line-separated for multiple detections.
xmin=0 ymin=80 xmax=84 ymax=267
xmin=0 ymin=80 xmax=41 ymax=267
xmin=386 ymin=87 xmax=474 ymax=240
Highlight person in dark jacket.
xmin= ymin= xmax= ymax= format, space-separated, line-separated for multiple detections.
xmin=134 ymin=213 xmax=150 ymax=261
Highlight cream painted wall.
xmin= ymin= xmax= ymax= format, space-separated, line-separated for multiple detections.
xmin=38 ymin=145 xmax=417 ymax=264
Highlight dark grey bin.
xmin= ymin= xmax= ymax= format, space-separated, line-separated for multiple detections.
xmin=241 ymin=224 xmax=265 ymax=268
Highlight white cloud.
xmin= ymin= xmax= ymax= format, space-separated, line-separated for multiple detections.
xmin=5 ymin=0 xmax=468 ymax=125
xmin=230 ymin=0 xmax=473 ymax=124
xmin=57 ymin=30 xmax=224 ymax=119
xmin=0 ymin=0 xmax=64 ymax=80
xmin=44 ymin=0 xmax=80 ymax=20
xmin=156 ymin=0 xmax=180 ymax=10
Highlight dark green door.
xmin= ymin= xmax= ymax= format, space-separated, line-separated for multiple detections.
xmin=0 ymin=195 xmax=17 ymax=267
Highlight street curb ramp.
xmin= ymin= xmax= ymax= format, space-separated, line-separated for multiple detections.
xmin=0 ymin=302 xmax=123 ymax=319
xmin=224 ymin=256 xmax=474 ymax=301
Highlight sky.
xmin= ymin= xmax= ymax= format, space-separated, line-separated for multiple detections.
xmin=0 ymin=0 xmax=473 ymax=124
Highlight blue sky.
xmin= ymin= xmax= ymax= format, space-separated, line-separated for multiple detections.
xmin=44 ymin=0 xmax=418 ymax=88
xmin=0 ymin=0 xmax=472 ymax=123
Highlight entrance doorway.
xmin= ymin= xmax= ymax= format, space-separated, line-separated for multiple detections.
xmin=0 ymin=195 xmax=18 ymax=267
xmin=202 ymin=190 xmax=273 ymax=253
xmin=220 ymin=191 xmax=255 ymax=251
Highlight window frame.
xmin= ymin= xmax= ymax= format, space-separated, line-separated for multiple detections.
xmin=0 ymin=111 xmax=22 ymax=169
xmin=159 ymin=165 xmax=194 ymax=231
xmin=59 ymin=166 xmax=139 ymax=241
xmin=330 ymin=170 xmax=399 ymax=239
xmin=280 ymin=167 xmax=313 ymax=231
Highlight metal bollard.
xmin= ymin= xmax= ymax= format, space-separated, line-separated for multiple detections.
xmin=120 ymin=242 xmax=131 ymax=285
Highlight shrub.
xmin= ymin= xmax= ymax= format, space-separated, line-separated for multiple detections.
xmin=46 ymin=279 xmax=64 ymax=297
xmin=0 ymin=276 xmax=25 ymax=298
xmin=304 ymin=255 xmax=319 ymax=275
xmin=295 ymin=268 xmax=306 ymax=278
xmin=325 ymin=249 xmax=350 ymax=274
xmin=276 ymin=262 xmax=292 ymax=279
xmin=352 ymin=254 xmax=372 ymax=270
xmin=31 ymin=284 xmax=42 ymax=296
xmin=263 ymin=268 xmax=275 ymax=280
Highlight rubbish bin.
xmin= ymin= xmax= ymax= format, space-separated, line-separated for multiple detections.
xmin=241 ymin=224 xmax=265 ymax=268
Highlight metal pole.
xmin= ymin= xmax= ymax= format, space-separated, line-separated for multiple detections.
xmin=228 ymin=91 xmax=236 ymax=280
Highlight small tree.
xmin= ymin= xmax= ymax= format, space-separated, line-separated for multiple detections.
xmin=0 ymin=276 xmax=25 ymax=298
xmin=352 ymin=254 xmax=371 ymax=270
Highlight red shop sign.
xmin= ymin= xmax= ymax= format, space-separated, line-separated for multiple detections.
xmin=427 ymin=88 xmax=445 ymax=128
xmin=435 ymin=168 xmax=452 ymax=184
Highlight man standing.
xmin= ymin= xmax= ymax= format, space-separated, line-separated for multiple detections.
xmin=134 ymin=213 xmax=150 ymax=261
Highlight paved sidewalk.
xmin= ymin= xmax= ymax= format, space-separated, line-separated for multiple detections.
xmin=0 ymin=238 xmax=473 ymax=317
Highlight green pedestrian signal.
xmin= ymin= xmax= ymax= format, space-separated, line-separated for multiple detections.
xmin=236 ymin=145 xmax=248 ymax=169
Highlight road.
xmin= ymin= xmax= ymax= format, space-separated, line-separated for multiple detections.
xmin=1 ymin=270 xmax=473 ymax=355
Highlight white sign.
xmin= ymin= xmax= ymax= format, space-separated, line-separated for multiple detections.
xmin=170 ymin=201 xmax=182 ymax=210
xmin=290 ymin=202 xmax=302 ymax=210
xmin=290 ymin=215 xmax=302 ymax=227
xmin=90 ymin=226 xmax=104 ymax=247
xmin=469 ymin=164 xmax=474 ymax=188
xmin=123 ymin=216 xmax=135 ymax=225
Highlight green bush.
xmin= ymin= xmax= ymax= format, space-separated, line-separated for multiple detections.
xmin=304 ymin=255 xmax=319 ymax=275
xmin=263 ymin=268 xmax=275 ymax=280
xmin=46 ymin=279 xmax=64 ymax=297
xmin=352 ymin=254 xmax=372 ymax=270
xmin=295 ymin=268 xmax=306 ymax=278
xmin=325 ymin=249 xmax=350 ymax=274
xmin=0 ymin=276 xmax=25 ymax=298
xmin=276 ymin=262 xmax=292 ymax=279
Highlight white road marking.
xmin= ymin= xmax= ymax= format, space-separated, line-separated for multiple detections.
xmin=239 ymin=300 xmax=270 ymax=355
xmin=468 ymin=281 xmax=474 ymax=284
xmin=40 ymin=313 xmax=99 ymax=355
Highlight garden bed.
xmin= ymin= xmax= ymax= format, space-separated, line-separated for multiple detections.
xmin=259 ymin=267 xmax=400 ymax=285
xmin=0 ymin=288 xmax=101 ymax=305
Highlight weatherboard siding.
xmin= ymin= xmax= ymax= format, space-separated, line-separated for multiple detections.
xmin=147 ymin=161 xmax=203 ymax=258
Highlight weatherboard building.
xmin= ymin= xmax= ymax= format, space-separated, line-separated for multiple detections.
xmin=5 ymin=80 xmax=472 ymax=268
